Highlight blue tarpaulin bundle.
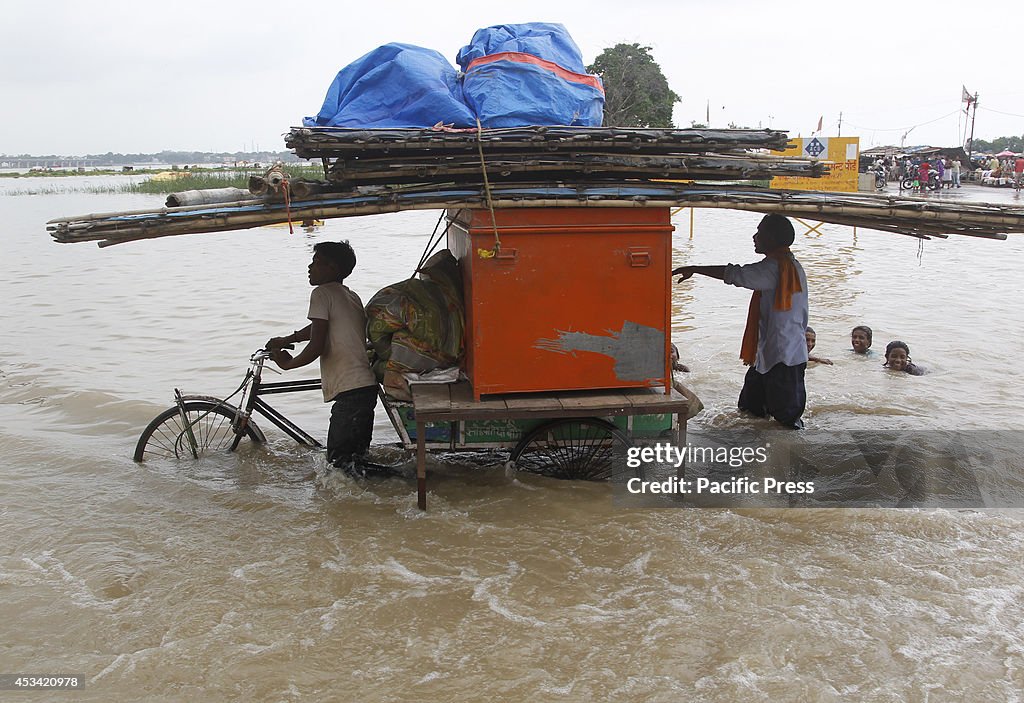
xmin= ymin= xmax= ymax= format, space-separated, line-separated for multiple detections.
xmin=303 ymin=43 xmax=476 ymax=128
xmin=457 ymin=23 xmax=604 ymax=128
xmin=303 ymin=23 xmax=604 ymax=129
xmin=455 ymin=22 xmax=589 ymax=72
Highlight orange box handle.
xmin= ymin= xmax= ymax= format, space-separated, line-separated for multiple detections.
xmin=628 ymin=248 xmax=651 ymax=267
xmin=494 ymin=247 xmax=519 ymax=263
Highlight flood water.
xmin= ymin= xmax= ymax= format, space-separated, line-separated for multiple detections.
xmin=2 ymin=178 xmax=1023 ymax=701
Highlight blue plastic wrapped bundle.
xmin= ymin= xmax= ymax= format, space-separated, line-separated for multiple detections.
xmin=303 ymin=43 xmax=476 ymax=128
xmin=456 ymin=23 xmax=604 ymax=127
xmin=455 ymin=22 xmax=590 ymax=73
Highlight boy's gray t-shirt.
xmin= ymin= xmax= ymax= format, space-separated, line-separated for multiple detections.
xmin=307 ymin=282 xmax=376 ymax=401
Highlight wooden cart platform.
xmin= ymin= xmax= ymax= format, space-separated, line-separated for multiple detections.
xmin=410 ymin=381 xmax=693 ymax=509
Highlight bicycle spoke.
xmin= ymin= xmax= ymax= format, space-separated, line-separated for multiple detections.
xmin=514 ymin=419 xmax=628 ymax=480
xmin=135 ymin=400 xmax=261 ymax=462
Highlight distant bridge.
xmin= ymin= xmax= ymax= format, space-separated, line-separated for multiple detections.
xmin=1 ymin=157 xmax=104 ymax=169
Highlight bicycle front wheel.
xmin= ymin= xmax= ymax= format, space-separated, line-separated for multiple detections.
xmin=134 ymin=397 xmax=265 ymax=462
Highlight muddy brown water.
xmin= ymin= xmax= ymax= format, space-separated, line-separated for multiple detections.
xmin=2 ymin=179 xmax=1023 ymax=701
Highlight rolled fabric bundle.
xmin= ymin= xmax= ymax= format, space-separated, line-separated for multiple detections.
xmin=248 ymin=175 xmax=269 ymax=195
xmin=288 ymin=179 xmax=333 ymax=198
xmin=165 ymin=187 xmax=254 ymax=207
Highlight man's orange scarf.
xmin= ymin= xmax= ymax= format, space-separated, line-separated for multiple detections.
xmin=739 ymin=248 xmax=802 ymax=365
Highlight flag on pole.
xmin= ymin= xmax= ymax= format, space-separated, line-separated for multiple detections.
xmin=962 ymin=86 xmax=972 ymax=103
xmin=816 ymin=115 xmax=823 ymax=133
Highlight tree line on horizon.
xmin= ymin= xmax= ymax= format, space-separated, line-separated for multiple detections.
xmin=969 ymin=135 xmax=1024 ymax=154
xmin=1 ymin=150 xmax=303 ymax=164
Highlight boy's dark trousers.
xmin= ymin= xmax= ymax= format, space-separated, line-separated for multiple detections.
xmin=326 ymin=385 xmax=378 ymax=465
xmin=737 ymin=362 xmax=806 ymax=429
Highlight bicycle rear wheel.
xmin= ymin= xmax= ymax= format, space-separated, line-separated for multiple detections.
xmin=134 ymin=397 xmax=265 ymax=462
xmin=510 ymin=418 xmax=636 ymax=481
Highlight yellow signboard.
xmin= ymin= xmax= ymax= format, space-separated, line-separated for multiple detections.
xmin=771 ymin=136 xmax=860 ymax=192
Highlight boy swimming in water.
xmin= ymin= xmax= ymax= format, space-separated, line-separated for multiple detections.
xmin=805 ymin=326 xmax=833 ymax=365
xmin=883 ymin=340 xmax=925 ymax=376
xmin=851 ymin=325 xmax=874 ymax=355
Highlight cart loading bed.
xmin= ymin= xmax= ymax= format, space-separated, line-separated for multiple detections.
xmin=405 ymin=381 xmax=692 ymax=509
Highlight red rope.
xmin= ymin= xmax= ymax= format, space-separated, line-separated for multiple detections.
xmin=283 ymin=179 xmax=293 ymax=234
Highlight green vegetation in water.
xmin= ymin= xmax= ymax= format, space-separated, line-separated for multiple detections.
xmin=1 ymin=164 xmax=326 ymax=196
xmin=129 ymin=165 xmax=325 ymax=194
xmin=128 ymin=172 xmax=251 ymax=193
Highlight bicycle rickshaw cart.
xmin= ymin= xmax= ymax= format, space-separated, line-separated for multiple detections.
xmin=134 ymin=204 xmax=695 ymax=509
xmin=392 ymin=381 xmax=691 ymax=509
xmin=133 ymin=348 xmax=693 ymax=510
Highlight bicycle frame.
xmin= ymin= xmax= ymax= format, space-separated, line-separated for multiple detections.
xmin=231 ymin=350 xmax=324 ymax=448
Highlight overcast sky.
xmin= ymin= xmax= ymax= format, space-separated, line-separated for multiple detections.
xmin=3 ymin=0 xmax=1020 ymax=156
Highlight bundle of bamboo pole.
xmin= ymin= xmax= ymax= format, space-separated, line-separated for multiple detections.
xmin=325 ymin=152 xmax=827 ymax=186
xmin=289 ymin=125 xmax=821 ymax=188
xmin=48 ymin=183 xmax=1024 ymax=247
xmin=285 ymin=126 xmax=794 ymax=158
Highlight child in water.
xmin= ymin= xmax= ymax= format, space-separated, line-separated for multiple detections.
xmin=670 ymin=343 xmax=703 ymax=419
xmin=851 ymin=325 xmax=874 ymax=355
xmin=805 ymin=326 xmax=833 ymax=365
xmin=883 ymin=341 xmax=926 ymax=375
xmin=670 ymin=342 xmax=689 ymax=374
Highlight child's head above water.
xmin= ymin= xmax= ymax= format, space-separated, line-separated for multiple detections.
xmin=805 ymin=326 xmax=816 ymax=353
xmin=851 ymin=325 xmax=872 ymax=353
xmin=884 ymin=340 xmax=912 ymax=371
xmin=670 ymin=342 xmax=687 ymax=372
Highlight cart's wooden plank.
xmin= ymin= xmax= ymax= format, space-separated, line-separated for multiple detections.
xmin=449 ymin=381 xmax=501 ymax=413
xmin=412 ymin=384 xmax=692 ymax=422
xmin=502 ymin=393 xmax=566 ymax=412
xmin=557 ymin=389 xmax=633 ymax=413
xmin=411 ymin=384 xmax=452 ymax=415
xmin=422 ymin=389 xmax=565 ymax=422
xmin=414 ymin=383 xmax=508 ymax=421
xmin=626 ymin=387 xmax=689 ymax=414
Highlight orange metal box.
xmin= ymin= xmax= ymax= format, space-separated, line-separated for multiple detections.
xmin=447 ymin=207 xmax=673 ymax=399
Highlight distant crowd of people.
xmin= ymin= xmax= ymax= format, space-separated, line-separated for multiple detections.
xmin=869 ymin=153 xmax=1024 ymax=190
xmin=977 ymin=154 xmax=1024 ymax=187
xmin=890 ymin=156 xmax=961 ymax=190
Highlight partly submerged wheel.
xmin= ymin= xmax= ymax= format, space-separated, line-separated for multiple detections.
xmin=134 ymin=396 xmax=265 ymax=462
xmin=900 ymin=177 xmax=916 ymax=191
xmin=510 ymin=418 xmax=637 ymax=481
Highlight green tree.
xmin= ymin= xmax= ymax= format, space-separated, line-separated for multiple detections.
xmin=968 ymin=135 xmax=1024 ymax=153
xmin=587 ymin=43 xmax=679 ymax=128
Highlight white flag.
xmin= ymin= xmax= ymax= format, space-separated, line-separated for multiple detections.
xmin=962 ymin=86 xmax=972 ymax=103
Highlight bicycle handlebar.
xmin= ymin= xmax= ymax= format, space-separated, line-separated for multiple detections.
xmin=251 ymin=344 xmax=295 ymax=362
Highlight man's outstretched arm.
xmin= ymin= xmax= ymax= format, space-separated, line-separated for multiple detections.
xmin=673 ymin=265 xmax=727 ymax=282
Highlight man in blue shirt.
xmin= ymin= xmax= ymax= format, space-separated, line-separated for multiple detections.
xmin=673 ymin=214 xmax=808 ymax=429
